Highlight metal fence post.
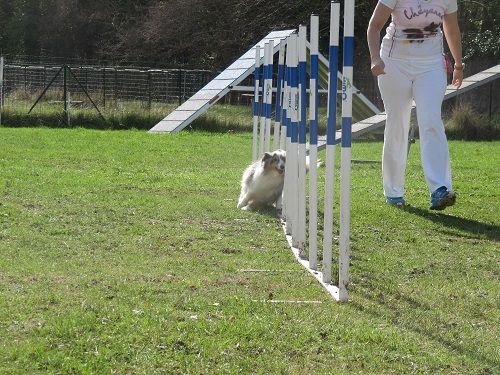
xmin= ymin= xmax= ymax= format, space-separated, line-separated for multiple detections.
xmin=102 ymin=68 xmax=106 ymax=108
xmin=148 ymin=70 xmax=152 ymax=109
xmin=114 ymin=68 xmax=118 ymax=105
xmin=63 ymin=66 xmax=68 ymax=125
xmin=178 ymin=68 xmax=182 ymax=105
xmin=0 ymin=56 xmax=4 ymax=127
xmin=489 ymin=81 xmax=493 ymax=119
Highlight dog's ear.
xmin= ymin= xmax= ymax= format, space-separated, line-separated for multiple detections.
xmin=262 ymin=152 xmax=272 ymax=162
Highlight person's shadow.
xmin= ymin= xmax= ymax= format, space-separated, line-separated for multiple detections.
xmin=403 ymin=205 xmax=499 ymax=242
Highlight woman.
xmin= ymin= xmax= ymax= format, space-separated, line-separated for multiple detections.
xmin=367 ymin=0 xmax=464 ymax=210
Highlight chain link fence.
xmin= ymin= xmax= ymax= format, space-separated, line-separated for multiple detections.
xmin=4 ymin=63 xmax=215 ymax=106
xmin=0 ymin=56 xmax=217 ymax=129
xmin=0 ymin=55 xmax=497 ymax=131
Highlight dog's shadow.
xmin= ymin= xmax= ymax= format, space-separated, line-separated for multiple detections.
xmin=246 ymin=205 xmax=281 ymax=219
xmin=404 ymin=205 xmax=500 ymax=241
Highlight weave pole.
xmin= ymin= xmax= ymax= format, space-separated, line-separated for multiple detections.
xmin=308 ymin=15 xmax=319 ymax=270
xmin=273 ymin=43 xmax=286 ymax=151
xmin=284 ymin=33 xmax=299 ymax=244
xmin=290 ymin=34 xmax=300 ymax=248
xmin=339 ymin=0 xmax=355 ymax=302
xmin=252 ymin=45 xmax=261 ymax=161
xmin=322 ymin=2 xmax=340 ymax=284
xmin=258 ymin=43 xmax=268 ymax=157
xmin=275 ymin=4 xmax=354 ymax=301
xmin=276 ymin=6 xmax=354 ymax=301
xmin=264 ymin=41 xmax=274 ymax=153
xmin=283 ymin=36 xmax=292 ymax=228
xmin=279 ymin=39 xmax=289 ymax=151
xmin=297 ymin=25 xmax=308 ymax=257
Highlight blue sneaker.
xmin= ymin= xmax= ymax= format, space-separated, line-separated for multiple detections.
xmin=430 ymin=186 xmax=456 ymax=210
xmin=386 ymin=196 xmax=405 ymax=207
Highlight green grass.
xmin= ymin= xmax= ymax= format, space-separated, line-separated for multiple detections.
xmin=0 ymin=127 xmax=498 ymax=374
xmin=1 ymin=99 xmax=178 ymax=130
xmin=1 ymin=97 xmax=337 ymax=133
xmin=3 ymin=98 xmax=499 ymax=143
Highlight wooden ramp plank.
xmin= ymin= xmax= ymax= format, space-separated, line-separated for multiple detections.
xmin=150 ymin=30 xmax=296 ymax=133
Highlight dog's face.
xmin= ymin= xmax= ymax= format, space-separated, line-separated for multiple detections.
xmin=262 ymin=150 xmax=286 ymax=174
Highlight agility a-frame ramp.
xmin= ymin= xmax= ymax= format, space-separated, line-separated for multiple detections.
xmin=149 ymin=30 xmax=380 ymax=133
xmin=150 ymin=30 xmax=294 ymax=133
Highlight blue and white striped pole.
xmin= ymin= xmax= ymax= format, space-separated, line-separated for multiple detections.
xmin=264 ymin=41 xmax=274 ymax=153
xmin=279 ymin=40 xmax=289 ymax=151
xmin=297 ymin=25 xmax=308 ymax=257
xmin=273 ymin=43 xmax=286 ymax=151
xmin=339 ymin=0 xmax=355 ymax=302
xmin=252 ymin=45 xmax=261 ymax=161
xmin=308 ymin=14 xmax=319 ymax=270
xmin=323 ymin=1 xmax=340 ymax=284
xmin=258 ymin=43 xmax=268 ymax=157
xmin=287 ymin=33 xmax=299 ymax=243
xmin=283 ymin=37 xmax=293 ymax=228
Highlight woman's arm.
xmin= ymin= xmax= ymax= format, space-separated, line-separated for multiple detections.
xmin=367 ymin=2 xmax=392 ymax=76
xmin=443 ymin=11 xmax=463 ymax=88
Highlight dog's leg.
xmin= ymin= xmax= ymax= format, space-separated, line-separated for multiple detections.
xmin=276 ymin=195 xmax=283 ymax=217
xmin=237 ymin=192 xmax=250 ymax=209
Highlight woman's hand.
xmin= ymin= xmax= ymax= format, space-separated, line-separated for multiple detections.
xmin=452 ymin=67 xmax=463 ymax=88
xmin=443 ymin=12 xmax=463 ymax=89
xmin=367 ymin=2 xmax=392 ymax=77
xmin=371 ymin=58 xmax=386 ymax=76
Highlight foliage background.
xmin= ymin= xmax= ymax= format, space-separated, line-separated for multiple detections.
xmin=1 ymin=0 xmax=498 ymax=70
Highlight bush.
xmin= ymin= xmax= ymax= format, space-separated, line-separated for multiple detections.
xmin=445 ymin=102 xmax=500 ymax=141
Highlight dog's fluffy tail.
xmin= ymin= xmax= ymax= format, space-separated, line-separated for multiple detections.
xmin=305 ymin=156 xmax=323 ymax=172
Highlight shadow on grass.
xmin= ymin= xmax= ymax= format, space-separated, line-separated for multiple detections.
xmin=250 ymin=206 xmax=281 ymax=219
xmin=403 ymin=205 xmax=500 ymax=242
xmin=350 ymin=285 xmax=498 ymax=371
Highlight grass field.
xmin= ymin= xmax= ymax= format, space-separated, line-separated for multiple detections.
xmin=0 ymin=127 xmax=498 ymax=374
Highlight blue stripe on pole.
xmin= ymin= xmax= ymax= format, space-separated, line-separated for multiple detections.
xmin=282 ymin=64 xmax=289 ymax=133
xmin=341 ymin=117 xmax=352 ymax=147
xmin=275 ymin=63 xmax=284 ymax=122
xmin=263 ymin=64 xmax=268 ymax=119
xmin=260 ymin=71 xmax=266 ymax=118
xmin=326 ymin=45 xmax=339 ymax=146
xmin=269 ymin=66 xmax=274 ymax=119
xmin=285 ymin=66 xmax=292 ymax=138
xmin=266 ymin=103 xmax=272 ymax=120
xmin=311 ymin=56 xmax=318 ymax=81
xmin=310 ymin=127 xmax=318 ymax=145
xmin=310 ymin=55 xmax=319 ymax=145
xmin=253 ymin=67 xmax=259 ymax=117
xmin=299 ymin=61 xmax=307 ymax=144
xmin=291 ymin=65 xmax=298 ymax=143
xmin=343 ymin=37 xmax=355 ymax=67
xmin=286 ymin=111 xmax=292 ymax=137
xmin=265 ymin=60 xmax=272 ymax=120
xmin=291 ymin=122 xmax=298 ymax=142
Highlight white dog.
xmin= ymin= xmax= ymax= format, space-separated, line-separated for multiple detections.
xmin=237 ymin=150 xmax=286 ymax=210
xmin=237 ymin=150 xmax=319 ymax=211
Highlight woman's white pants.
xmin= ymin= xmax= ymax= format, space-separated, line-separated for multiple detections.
xmin=378 ymin=57 xmax=452 ymax=198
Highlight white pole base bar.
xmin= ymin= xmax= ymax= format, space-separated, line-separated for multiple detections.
xmin=281 ymin=222 xmax=341 ymax=301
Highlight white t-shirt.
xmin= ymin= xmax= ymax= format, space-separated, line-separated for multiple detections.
xmin=380 ymin=0 xmax=458 ymax=61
